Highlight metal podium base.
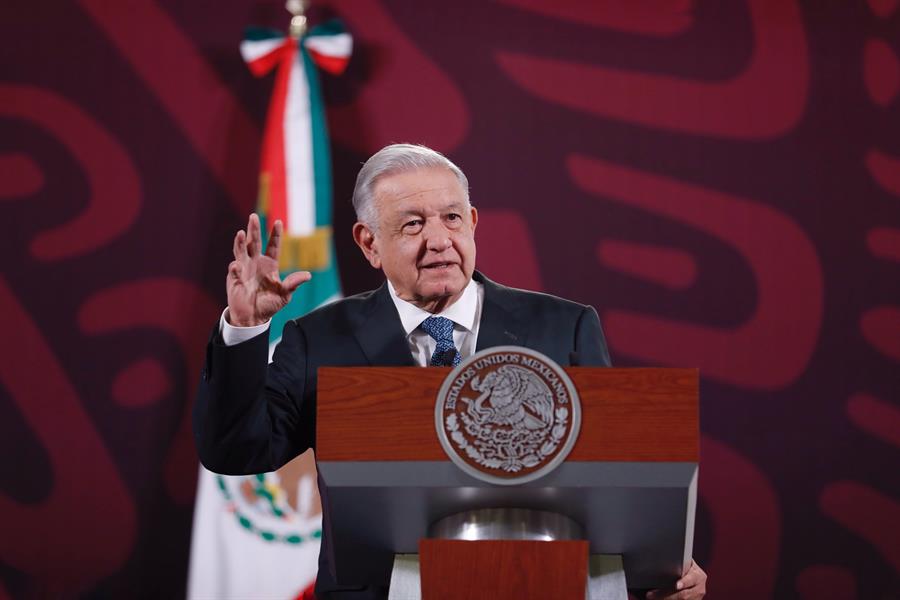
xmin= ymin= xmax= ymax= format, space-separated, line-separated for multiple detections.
xmin=429 ymin=507 xmax=584 ymax=541
xmin=387 ymin=509 xmax=628 ymax=600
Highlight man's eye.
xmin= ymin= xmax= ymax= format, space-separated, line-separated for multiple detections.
xmin=447 ymin=213 xmax=461 ymax=221
xmin=403 ymin=220 xmax=423 ymax=231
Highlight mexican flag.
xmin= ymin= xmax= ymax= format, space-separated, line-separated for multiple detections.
xmin=188 ymin=20 xmax=351 ymax=600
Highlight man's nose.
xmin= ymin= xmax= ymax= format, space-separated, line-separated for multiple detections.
xmin=423 ymin=220 xmax=452 ymax=252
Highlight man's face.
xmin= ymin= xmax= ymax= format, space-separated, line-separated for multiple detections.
xmin=353 ymin=167 xmax=478 ymax=313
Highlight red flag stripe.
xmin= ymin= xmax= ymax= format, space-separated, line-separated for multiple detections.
xmin=307 ymin=49 xmax=350 ymax=75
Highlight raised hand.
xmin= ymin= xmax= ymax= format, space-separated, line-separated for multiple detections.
xmin=226 ymin=213 xmax=311 ymax=327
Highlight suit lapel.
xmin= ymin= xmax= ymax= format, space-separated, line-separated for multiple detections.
xmin=353 ymin=282 xmax=417 ymax=367
xmin=353 ymin=273 xmax=527 ymax=361
xmin=474 ymin=271 xmax=529 ymax=351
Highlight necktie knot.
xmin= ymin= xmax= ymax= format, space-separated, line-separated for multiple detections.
xmin=419 ymin=316 xmax=460 ymax=366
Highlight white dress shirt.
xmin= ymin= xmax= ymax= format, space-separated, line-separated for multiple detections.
xmin=387 ymin=278 xmax=483 ymax=366
xmin=220 ymin=310 xmax=270 ymax=346
xmin=219 ymin=278 xmax=484 ymax=367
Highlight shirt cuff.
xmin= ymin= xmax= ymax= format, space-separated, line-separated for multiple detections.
xmin=219 ymin=308 xmax=270 ymax=346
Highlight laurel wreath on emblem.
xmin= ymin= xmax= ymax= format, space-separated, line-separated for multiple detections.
xmin=444 ymin=364 xmax=570 ymax=473
xmin=215 ymin=474 xmax=322 ymax=545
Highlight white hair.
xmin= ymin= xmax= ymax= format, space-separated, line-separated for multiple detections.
xmin=352 ymin=143 xmax=470 ymax=229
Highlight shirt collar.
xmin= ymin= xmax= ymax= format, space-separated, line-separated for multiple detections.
xmin=387 ymin=277 xmax=480 ymax=336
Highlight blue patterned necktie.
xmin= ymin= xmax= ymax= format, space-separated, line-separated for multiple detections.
xmin=419 ymin=316 xmax=461 ymax=366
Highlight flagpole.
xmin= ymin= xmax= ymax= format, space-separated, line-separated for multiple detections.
xmin=286 ymin=0 xmax=308 ymax=38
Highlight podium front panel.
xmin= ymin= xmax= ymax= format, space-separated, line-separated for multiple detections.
xmin=316 ymin=367 xmax=698 ymax=589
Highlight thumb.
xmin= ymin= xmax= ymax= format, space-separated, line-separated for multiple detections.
xmin=282 ymin=270 xmax=312 ymax=293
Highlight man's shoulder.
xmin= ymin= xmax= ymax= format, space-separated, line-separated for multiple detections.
xmin=479 ymin=273 xmax=593 ymax=315
xmin=287 ymin=286 xmax=383 ymax=329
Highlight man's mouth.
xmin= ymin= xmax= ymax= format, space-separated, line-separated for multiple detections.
xmin=420 ymin=262 xmax=455 ymax=270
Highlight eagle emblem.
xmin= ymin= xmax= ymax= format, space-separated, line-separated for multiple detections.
xmin=466 ymin=365 xmax=554 ymax=430
xmin=435 ymin=347 xmax=581 ymax=485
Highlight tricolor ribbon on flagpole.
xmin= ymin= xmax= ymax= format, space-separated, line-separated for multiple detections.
xmin=240 ymin=20 xmax=352 ymax=272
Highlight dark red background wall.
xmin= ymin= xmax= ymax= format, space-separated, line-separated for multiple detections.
xmin=1 ymin=1 xmax=898 ymax=598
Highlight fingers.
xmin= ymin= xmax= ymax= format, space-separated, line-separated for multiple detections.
xmin=282 ymin=270 xmax=312 ymax=294
xmin=265 ymin=219 xmax=284 ymax=259
xmin=228 ymin=260 xmax=241 ymax=279
xmin=233 ymin=229 xmax=247 ymax=261
xmin=246 ymin=213 xmax=262 ymax=257
xmin=677 ymin=561 xmax=706 ymax=590
xmin=647 ymin=561 xmax=707 ymax=600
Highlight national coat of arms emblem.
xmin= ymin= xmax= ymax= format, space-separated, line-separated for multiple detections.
xmin=435 ymin=346 xmax=581 ymax=485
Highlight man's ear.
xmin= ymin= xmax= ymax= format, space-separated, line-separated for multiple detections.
xmin=352 ymin=222 xmax=381 ymax=269
xmin=469 ymin=206 xmax=478 ymax=233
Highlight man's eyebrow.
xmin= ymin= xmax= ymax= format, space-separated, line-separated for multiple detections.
xmin=391 ymin=202 xmax=467 ymax=218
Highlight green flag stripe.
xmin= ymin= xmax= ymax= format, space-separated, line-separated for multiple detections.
xmin=307 ymin=19 xmax=346 ymax=38
xmin=244 ymin=26 xmax=285 ymax=42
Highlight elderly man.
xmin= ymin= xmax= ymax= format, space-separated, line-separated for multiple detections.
xmin=194 ymin=144 xmax=706 ymax=599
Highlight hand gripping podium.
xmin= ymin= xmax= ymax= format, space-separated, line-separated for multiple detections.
xmin=316 ymin=366 xmax=698 ymax=599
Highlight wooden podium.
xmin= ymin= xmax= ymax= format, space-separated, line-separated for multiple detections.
xmin=316 ymin=367 xmax=698 ymax=598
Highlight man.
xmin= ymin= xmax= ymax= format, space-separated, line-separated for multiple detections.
xmin=194 ymin=144 xmax=706 ymax=599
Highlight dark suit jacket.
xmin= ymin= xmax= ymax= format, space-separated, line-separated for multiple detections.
xmin=193 ymin=271 xmax=611 ymax=598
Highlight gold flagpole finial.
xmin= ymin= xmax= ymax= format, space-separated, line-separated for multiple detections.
xmin=286 ymin=0 xmax=308 ymax=38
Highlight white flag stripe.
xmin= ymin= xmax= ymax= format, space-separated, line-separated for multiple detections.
xmin=284 ymin=52 xmax=316 ymax=237
xmin=239 ymin=38 xmax=286 ymax=64
xmin=303 ymin=33 xmax=353 ymax=57
xmin=187 ymin=467 xmax=320 ymax=599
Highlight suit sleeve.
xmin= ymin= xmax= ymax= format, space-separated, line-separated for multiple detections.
xmin=193 ymin=320 xmax=312 ymax=475
xmin=574 ymin=306 xmax=612 ymax=367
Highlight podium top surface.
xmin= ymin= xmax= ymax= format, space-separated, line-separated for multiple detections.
xmin=317 ymin=367 xmax=698 ymax=463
